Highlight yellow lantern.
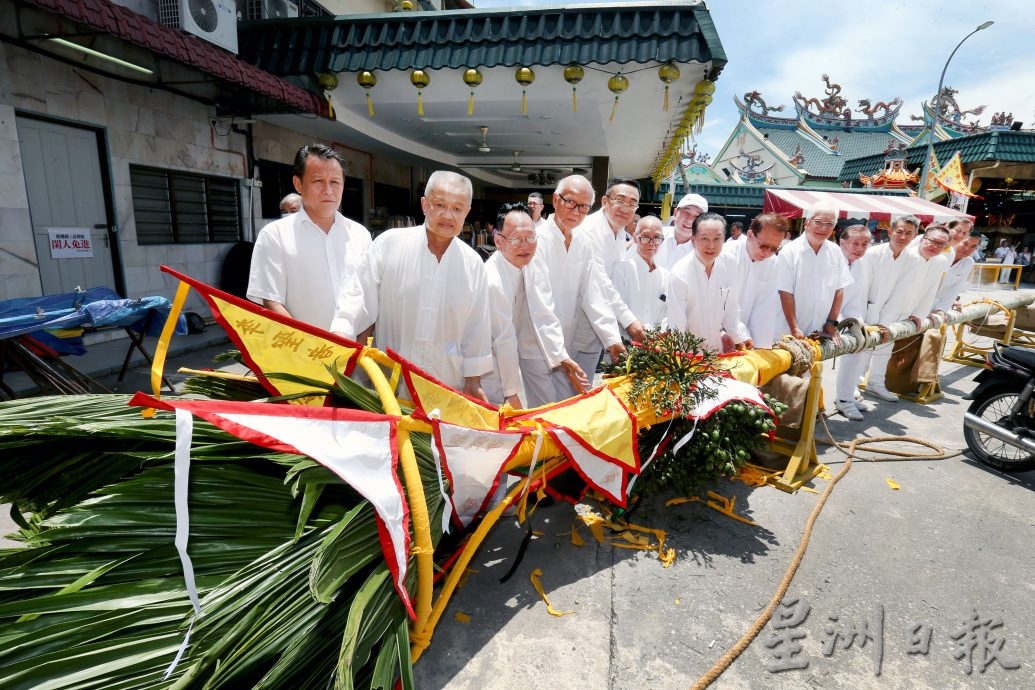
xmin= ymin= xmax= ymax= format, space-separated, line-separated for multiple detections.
xmin=658 ymin=62 xmax=680 ymax=112
xmin=317 ymin=72 xmax=338 ymax=119
xmin=462 ymin=68 xmax=483 ymax=116
xmin=692 ymin=79 xmax=716 ymax=132
xmin=357 ymin=71 xmax=377 ymax=117
xmin=515 ymin=66 xmax=535 ymax=115
xmin=563 ymin=64 xmax=585 ymax=112
xmin=607 ymin=73 xmax=630 ymax=123
xmin=411 ymin=69 xmax=431 ymax=117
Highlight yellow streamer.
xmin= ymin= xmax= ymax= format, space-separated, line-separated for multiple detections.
xmin=417 ymin=91 xmax=424 ymax=117
xmin=142 ymin=281 xmax=190 ymax=418
xmin=570 ymin=525 xmax=585 ymax=547
xmin=467 ymin=92 xmax=475 ymax=116
xmin=366 ymin=93 xmax=374 ymax=117
xmin=663 ymin=85 xmax=670 ymax=112
xmin=885 ymin=478 xmax=901 ymax=490
xmin=454 ymin=612 xmax=472 ymax=624
xmin=572 ymin=87 xmax=577 ymax=113
xmin=326 ymin=94 xmax=335 ymax=120
xmin=521 ymin=89 xmax=527 ymax=116
xmin=530 ymin=568 xmax=575 ymax=617
xmin=609 ymin=96 xmax=619 ymax=123
xmin=705 ymin=491 xmax=758 ymax=526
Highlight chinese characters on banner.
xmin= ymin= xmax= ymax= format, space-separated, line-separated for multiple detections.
xmin=47 ymin=227 xmax=94 ymax=258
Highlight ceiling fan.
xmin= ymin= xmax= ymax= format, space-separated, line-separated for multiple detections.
xmin=474 ymin=126 xmax=490 ymax=153
xmin=508 ymin=151 xmax=522 ymax=172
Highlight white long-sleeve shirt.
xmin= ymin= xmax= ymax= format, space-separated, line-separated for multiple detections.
xmin=654 ymin=227 xmax=696 ymax=272
xmin=933 ymin=256 xmax=976 ymax=313
xmin=247 ymin=210 xmax=371 ymax=330
xmin=839 ymin=254 xmax=870 ymax=322
xmin=667 ymin=252 xmax=745 ymax=351
xmin=775 ymin=236 xmax=854 ymax=337
xmin=612 ymin=254 xmax=668 ymax=330
xmin=481 ymin=252 xmax=570 ymax=402
xmin=330 ymin=225 xmax=493 ymax=390
xmin=902 ymin=245 xmax=951 ymax=319
xmin=722 ymin=239 xmax=781 ymax=348
xmin=864 ymin=242 xmax=927 ymax=323
xmin=571 ymin=211 xmax=637 ymax=352
xmin=535 ymin=219 xmax=623 ymax=352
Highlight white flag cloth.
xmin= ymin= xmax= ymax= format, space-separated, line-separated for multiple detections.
xmin=130 ymin=394 xmax=414 ymax=619
xmin=431 ymin=420 xmax=526 ymax=527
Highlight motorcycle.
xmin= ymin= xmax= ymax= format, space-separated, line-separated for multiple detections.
xmin=962 ymin=343 xmax=1035 ymax=472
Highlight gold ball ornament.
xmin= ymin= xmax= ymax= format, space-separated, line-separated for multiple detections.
xmin=357 ymin=71 xmax=377 ymax=89
xmin=515 ymin=67 xmax=535 ymax=115
xmin=658 ymin=62 xmax=681 ymax=111
xmin=607 ymin=73 xmax=630 ymax=95
xmin=564 ymin=64 xmax=585 ymax=112
xmin=410 ymin=69 xmax=431 ymax=89
xmin=463 ymin=68 xmax=483 ymax=115
xmin=317 ymin=72 xmax=339 ymax=91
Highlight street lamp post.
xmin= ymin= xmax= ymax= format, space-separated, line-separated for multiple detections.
xmin=918 ymin=20 xmax=994 ymax=197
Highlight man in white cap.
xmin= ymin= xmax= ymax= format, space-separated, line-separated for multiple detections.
xmin=656 ymin=193 xmax=708 ymax=271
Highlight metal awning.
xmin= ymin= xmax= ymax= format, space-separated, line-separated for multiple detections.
xmin=238 ymin=2 xmax=727 ymax=188
xmin=8 ymin=0 xmax=327 ymax=118
xmin=763 ymin=189 xmax=974 ymax=225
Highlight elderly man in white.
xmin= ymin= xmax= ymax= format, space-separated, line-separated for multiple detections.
xmin=667 ymin=213 xmax=746 ymax=353
xmin=331 ymin=171 xmax=493 ymax=401
xmin=933 ymin=232 xmax=981 ymax=313
xmin=574 ymin=176 xmax=647 ymax=358
xmin=536 ymin=175 xmax=626 ymax=400
xmin=833 ymin=224 xmax=873 ymax=420
xmin=656 ymin=193 xmax=708 ymax=271
xmin=722 ymin=212 xmax=787 ymax=350
xmin=248 ymin=143 xmax=371 ymax=330
xmin=481 ymin=202 xmax=589 ymax=408
xmin=613 ymin=216 xmax=668 ymax=330
xmin=847 ymin=215 xmax=924 ymax=403
xmin=776 ymin=201 xmax=853 ymax=343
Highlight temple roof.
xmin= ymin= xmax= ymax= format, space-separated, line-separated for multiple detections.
xmin=754 ymin=127 xmax=903 ymax=179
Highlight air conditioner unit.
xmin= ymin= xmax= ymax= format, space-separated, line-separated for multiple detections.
xmin=245 ymin=0 xmax=299 ymax=20
xmin=158 ymin=0 xmax=239 ymax=55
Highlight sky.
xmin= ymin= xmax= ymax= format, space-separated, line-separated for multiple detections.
xmin=471 ymin=0 xmax=1035 ymax=160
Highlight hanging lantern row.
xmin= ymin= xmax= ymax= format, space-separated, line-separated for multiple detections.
xmin=650 ymin=78 xmax=717 ymax=186
xmin=346 ymin=63 xmax=697 ymax=120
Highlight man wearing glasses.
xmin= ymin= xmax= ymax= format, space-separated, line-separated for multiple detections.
xmin=833 ymin=224 xmax=873 ymax=420
xmin=536 ymin=175 xmax=626 ymax=399
xmin=481 ymin=202 xmax=589 ymax=408
xmin=575 ymin=177 xmax=648 ymax=348
xmin=848 ymin=215 xmax=924 ymax=403
xmin=656 ymin=193 xmax=708 ymax=271
xmin=722 ymin=212 xmax=788 ymax=350
xmin=613 ymin=216 xmax=669 ymax=329
xmin=776 ymin=202 xmax=853 ymax=343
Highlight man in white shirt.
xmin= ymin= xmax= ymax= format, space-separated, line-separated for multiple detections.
xmin=536 ymin=175 xmax=626 ymax=400
xmin=248 ymin=144 xmax=371 ymax=330
xmin=667 ymin=213 xmax=746 ymax=352
xmin=854 ymin=215 xmax=924 ymax=402
xmin=279 ymin=193 xmax=302 ymax=216
xmin=902 ymin=225 xmax=953 ymax=322
xmin=728 ymin=221 xmax=745 ymax=243
xmin=574 ymin=177 xmax=647 ymax=355
xmin=331 ymin=171 xmax=492 ymax=400
xmin=722 ymin=212 xmax=787 ymax=349
xmin=656 ymin=193 xmax=708 ymax=271
xmin=776 ymin=201 xmax=853 ymax=343
xmin=481 ymin=202 xmax=589 ymax=408
xmin=833 ymin=225 xmax=873 ymax=420
xmin=527 ymin=192 xmax=547 ymax=227
xmin=933 ymin=232 xmax=981 ymax=313
xmin=613 ymin=216 xmax=668 ymax=330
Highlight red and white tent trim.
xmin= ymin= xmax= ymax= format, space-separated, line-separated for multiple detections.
xmin=763 ymin=189 xmax=974 ymax=225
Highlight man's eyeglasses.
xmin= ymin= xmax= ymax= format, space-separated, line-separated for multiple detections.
xmin=606 ymin=195 xmax=639 ymax=211
xmin=922 ymin=236 xmax=949 ymax=249
xmin=496 ymin=233 xmax=538 ymax=247
xmin=636 ymin=235 xmax=664 ymax=245
xmin=808 ymin=219 xmax=837 ymax=228
xmin=557 ymin=194 xmax=592 ymax=215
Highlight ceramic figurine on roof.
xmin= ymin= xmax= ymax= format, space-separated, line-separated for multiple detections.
xmin=742 ymin=90 xmax=785 ymax=116
xmin=788 ymin=144 xmax=806 ymax=169
xmin=857 ymin=97 xmax=903 ymax=120
xmin=729 ymin=148 xmax=774 ymax=184
xmin=989 ymin=112 xmax=1014 ymax=130
xmin=858 ymin=140 xmax=919 ymax=190
xmin=910 ymin=86 xmax=989 ymax=137
xmin=791 ymin=74 xmax=903 ymax=130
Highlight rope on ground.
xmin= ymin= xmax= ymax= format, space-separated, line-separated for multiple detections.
xmin=690 ymin=418 xmax=960 ymax=690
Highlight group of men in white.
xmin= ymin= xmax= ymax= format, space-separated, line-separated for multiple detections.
xmin=246 ymin=143 xmax=978 ymax=420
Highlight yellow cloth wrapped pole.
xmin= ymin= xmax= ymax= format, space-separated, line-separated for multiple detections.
xmin=142 ymin=281 xmax=190 ymax=418
xmin=357 ymin=355 xmax=434 ymax=633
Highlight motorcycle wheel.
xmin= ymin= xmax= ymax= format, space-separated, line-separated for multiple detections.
xmin=963 ymin=389 xmax=1035 ymax=472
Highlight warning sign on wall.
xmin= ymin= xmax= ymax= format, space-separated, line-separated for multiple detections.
xmin=47 ymin=228 xmax=94 ymax=259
